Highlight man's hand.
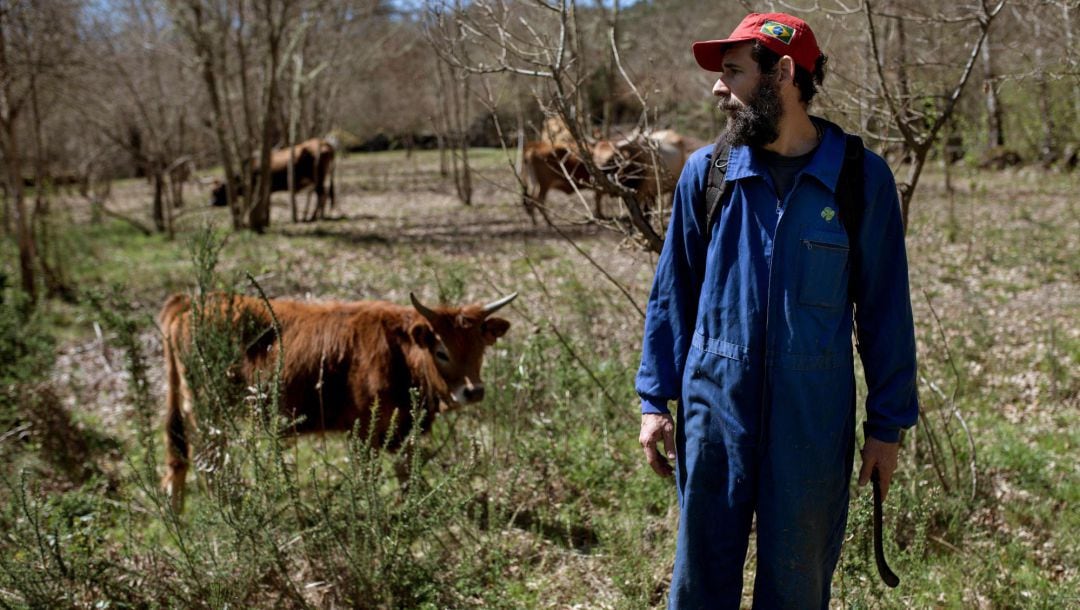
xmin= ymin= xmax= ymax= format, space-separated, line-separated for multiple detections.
xmin=640 ymin=413 xmax=676 ymax=477
xmin=858 ymin=437 xmax=900 ymax=501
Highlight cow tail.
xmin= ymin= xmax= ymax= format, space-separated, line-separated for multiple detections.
xmin=159 ymin=294 xmax=191 ymax=510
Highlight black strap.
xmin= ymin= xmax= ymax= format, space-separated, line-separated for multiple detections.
xmin=701 ymin=139 xmax=733 ymax=239
xmin=698 ymin=130 xmax=866 ymax=305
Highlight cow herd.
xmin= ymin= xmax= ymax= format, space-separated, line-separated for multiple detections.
xmin=209 ymin=123 xmax=702 ymax=226
xmin=519 ymin=119 xmax=704 ymax=223
xmin=162 ymin=120 xmax=704 ymax=511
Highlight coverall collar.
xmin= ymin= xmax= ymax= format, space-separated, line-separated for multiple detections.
xmin=724 ymin=116 xmax=846 ymax=193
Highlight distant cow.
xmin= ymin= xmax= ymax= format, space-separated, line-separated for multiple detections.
xmin=211 ymin=138 xmax=336 ymax=220
xmin=519 ymin=140 xmax=605 ymax=223
xmin=159 ymin=290 xmax=516 ymax=511
xmin=594 ymin=129 xmax=701 ymax=204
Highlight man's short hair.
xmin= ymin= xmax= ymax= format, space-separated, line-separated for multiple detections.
xmin=750 ymin=40 xmax=827 ymax=105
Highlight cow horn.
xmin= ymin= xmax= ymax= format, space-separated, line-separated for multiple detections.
xmin=481 ymin=292 xmax=517 ymax=316
xmin=410 ymin=292 xmax=438 ymax=322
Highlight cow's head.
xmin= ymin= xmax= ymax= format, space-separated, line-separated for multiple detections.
xmin=407 ymin=292 xmax=515 ymax=409
xmin=208 ymin=178 xmax=244 ymax=207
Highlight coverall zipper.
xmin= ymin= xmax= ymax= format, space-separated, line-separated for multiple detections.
xmin=759 ymin=180 xmax=795 ymax=452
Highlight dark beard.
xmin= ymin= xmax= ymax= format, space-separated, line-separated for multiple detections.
xmin=721 ymin=75 xmax=783 ymax=148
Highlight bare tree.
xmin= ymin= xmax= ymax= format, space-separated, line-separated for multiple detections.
xmin=862 ymin=0 xmax=1007 ymax=230
xmin=427 ymin=0 xmax=671 ymax=252
xmin=79 ymin=0 xmax=203 ymax=238
xmin=0 ymin=0 xmax=82 ymax=302
xmin=980 ymin=20 xmax=1005 ymax=149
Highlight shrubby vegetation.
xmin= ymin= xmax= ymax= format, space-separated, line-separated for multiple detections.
xmin=0 ymin=151 xmax=1076 ymax=608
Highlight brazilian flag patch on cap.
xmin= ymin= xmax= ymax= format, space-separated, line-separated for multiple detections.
xmin=760 ymin=21 xmax=795 ymax=45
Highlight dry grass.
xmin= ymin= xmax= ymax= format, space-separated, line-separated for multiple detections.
xmin=14 ymin=148 xmax=1079 ymax=607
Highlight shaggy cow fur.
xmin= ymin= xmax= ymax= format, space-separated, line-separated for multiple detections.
xmin=159 ymin=291 xmax=513 ymax=511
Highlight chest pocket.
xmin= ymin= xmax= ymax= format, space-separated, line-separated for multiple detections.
xmin=797 ymin=228 xmax=849 ymax=309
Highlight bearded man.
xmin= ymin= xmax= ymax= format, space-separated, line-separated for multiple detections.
xmin=635 ymin=12 xmax=918 ymax=608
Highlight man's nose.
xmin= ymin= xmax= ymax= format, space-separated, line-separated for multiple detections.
xmin=712 ymin=78 xmax=729 ymax=97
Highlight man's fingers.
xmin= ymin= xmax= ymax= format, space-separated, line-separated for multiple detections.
xmin=642 ymin=443 xmax=672 ymax=477
xmin=662 ymin=425 xmax=676 ymax=460
xmin=857 ymin=457 xmax=874 ymax=487
xmin=640 ymin=414 xmax=676 ymax=478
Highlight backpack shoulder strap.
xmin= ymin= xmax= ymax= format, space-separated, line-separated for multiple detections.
xmin=837 ymin=133 xmax=866 ymax=303
xmin=700 ymin=139 xmax=733 ymax=240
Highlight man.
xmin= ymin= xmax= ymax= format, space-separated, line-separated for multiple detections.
xmin=635 ymin=12 xmax=918 ymax=608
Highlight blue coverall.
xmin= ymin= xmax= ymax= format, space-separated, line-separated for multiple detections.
xmin=636 ymin=120 xmax=919 ymax=609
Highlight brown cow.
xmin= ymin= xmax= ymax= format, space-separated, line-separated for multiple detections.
xmin=210 ymin=137 xmax=336 ymax=220
xmin=594 ymin=129 xmax=702 ymax=204
xmin=159 ymin=290 xmax=516 ymax=511
xmin=520 ymin=140 xmax=616 ymax=223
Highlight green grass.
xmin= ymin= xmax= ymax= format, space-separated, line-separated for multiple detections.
xmin=0 ymin=150 xmax=1076 ymax=607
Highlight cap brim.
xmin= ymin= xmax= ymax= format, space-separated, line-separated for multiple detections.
xmin=692 ymin=38 xmax=752 ymax=72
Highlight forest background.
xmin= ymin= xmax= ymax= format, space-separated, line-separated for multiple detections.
xmin=0 ymin=0 xmax=1077 ymax=607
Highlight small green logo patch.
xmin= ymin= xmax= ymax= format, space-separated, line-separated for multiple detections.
xmin=821 ymin=207 xmax=836 ymax=222
xmin=760 ymin=21 xmax=795 ymax=45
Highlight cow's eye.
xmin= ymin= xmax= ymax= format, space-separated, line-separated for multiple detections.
xmin=435 ymin=348 xmax=450 ymax=362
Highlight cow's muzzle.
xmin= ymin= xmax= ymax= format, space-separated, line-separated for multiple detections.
xmin=452 ymin=382 xmax=485 ymax=405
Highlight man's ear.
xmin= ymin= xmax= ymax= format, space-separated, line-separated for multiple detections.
xmin=481 ymin=318 xmax=511 ymax=345
xmin=777 ymin=55 xmax=796 ymax=84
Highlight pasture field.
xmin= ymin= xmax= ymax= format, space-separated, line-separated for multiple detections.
xmin=0 ymin=148 xmax=1077 ymax=608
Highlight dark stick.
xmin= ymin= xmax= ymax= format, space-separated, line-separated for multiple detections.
xmin=872 ymin=469 xmax=900 ymax=588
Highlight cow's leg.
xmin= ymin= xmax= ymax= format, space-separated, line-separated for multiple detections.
xmin=521 ymin=186 xmax=536 ymax=225
xmin=303 ymin=190 xmax=315 ymax=222
xmin=314 ymin=182 xmax=326 ymax=220
xmin=524 ymin=185 xmax=548 ymax=225
xmin=327 ymin=173 xmax=335 ymax=211
xmin=161 ymin=335 xmax=190 ymax=512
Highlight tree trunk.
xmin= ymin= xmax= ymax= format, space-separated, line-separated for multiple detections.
xmin=1065 ymin=2 xmax=1080 ymax=130
xmin=981 ymin=26 xmax=1004 ymax=148
xmin=457 ymin=74 xmax=472 ymax=206
xmin=189 ymin=4 xmax=243 ymax=229
xmin=0 ymin=9 xmax=33 ymax=299
xmin=1033 ymin=15 xmax=1055 ymax=162
xmin=601 ymin=0 xmax=620 ymax=137
xmin=3 ymin=130 xmax=35 ymax=302
xmin=250 ymin=6 xmax=284 ymax=233
xmin=152 ymin=169 xmax=166 ymax=232
xmin=288 ymin=53 xmax=301 ymax=223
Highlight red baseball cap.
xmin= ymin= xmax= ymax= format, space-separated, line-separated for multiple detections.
xmin=693 ymin=12 xmax=822 ymax=74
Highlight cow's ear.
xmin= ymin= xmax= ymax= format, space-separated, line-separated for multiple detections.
xmin=410 ymin=322 xmax=435 ymax=348
xmin=481 ymin=318 xmax=510 ymax=345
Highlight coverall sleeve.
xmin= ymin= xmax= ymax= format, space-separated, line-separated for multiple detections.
xmin=852 ymin=159 xmax=920 ymax=443
xmin=635 ymin=150 xmax=710 ymax=415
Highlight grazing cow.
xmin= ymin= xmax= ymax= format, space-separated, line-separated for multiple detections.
xmin=540 ymin=116 xmax=577 ymax=148
xmin=210 ymin=137 xmax=336 ymax=220
xmin=594 ymin=129 xmax=702 ymax=204
xmin=159 ymin=290 xmax=516 ymax=511
xmin=520 ymin=140 xmax=610 ymax=223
